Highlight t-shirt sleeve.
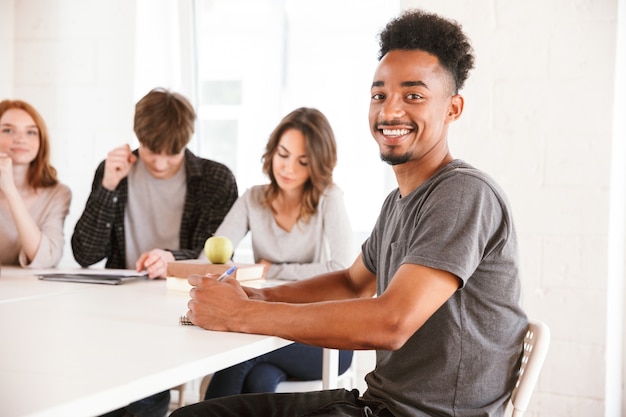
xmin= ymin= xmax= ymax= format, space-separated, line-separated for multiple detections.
xmin=403 ymin=174 xmax=509 ymax=285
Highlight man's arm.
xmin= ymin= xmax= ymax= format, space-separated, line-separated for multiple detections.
xmin=71 ymin=163 xmax=118 ymax=267
xmin=187 ymin=255 xmax=460 ymax=351
xmin=243 ymin=255 xmax=377 ymax=304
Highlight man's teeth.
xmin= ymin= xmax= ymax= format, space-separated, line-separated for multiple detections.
xmin=382 ymin=128 xmax=411 ymax=136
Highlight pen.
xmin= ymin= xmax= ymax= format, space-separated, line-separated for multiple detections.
xmin=179 ymin=266 xmax=236 ymax=326
xmin=217 ymin=265 xmax=237 ymax=281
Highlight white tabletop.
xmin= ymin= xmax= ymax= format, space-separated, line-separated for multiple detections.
xmin=0 ymin=267 xmax=293 ymax=417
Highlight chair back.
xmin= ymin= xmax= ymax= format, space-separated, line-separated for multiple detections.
xmin=506 ymin=319 xmax=551 ymax=417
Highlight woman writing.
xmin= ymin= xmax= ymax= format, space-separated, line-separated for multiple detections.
xmin=202 ymin=107 xmax=354 ymax=396
xmin=208 ymin=107 xmax=354 ymax=280
xmin=0 ymin=100 xmax=71 ymax=268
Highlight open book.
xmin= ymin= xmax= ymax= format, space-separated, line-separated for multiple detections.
xmin=166 ymin=259 xmax=264 ymax=291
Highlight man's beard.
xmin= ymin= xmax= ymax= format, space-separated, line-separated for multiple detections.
xmin=380 ymin=151 xmax=410 ymax=166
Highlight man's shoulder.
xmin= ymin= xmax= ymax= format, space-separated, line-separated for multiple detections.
xmin=434 ymin=160 xmax=505 ymax=195
xmin=185 ymin=150 xmax=235 ymax=177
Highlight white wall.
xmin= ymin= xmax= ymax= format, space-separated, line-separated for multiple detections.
xmin=0 ymin=0 xmax=14 ymax=97
xmin=3 ymin=0 xmax=138 ymax=270
xmin=608 ymin=0 xmax=626 ymax=414
xmin=2 ymin=0 xmax=623 ymax=415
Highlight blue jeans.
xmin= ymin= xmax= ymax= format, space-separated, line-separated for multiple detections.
xmin=172 ymin=389 xmax=395 ymax=417
xmin=99 ymin=390 xmax=170 ymax=417
xmin=205 ymin=343 xmax=354 ymax=398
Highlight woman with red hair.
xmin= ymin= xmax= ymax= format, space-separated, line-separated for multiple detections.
xmin=0 ymin=99 xmax=71 ymax=268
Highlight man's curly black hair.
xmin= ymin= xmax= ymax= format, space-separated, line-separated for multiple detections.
xmin=378 ymin=9 xmax=475 ymax=93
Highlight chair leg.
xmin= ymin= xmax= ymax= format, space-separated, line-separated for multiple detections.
xmin=171 ymin=383 xmax=186 ymax=408
xmin=199 ymin=374 xmax=213 ymax=400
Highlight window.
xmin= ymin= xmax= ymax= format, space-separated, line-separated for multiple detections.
xmin=193 ymin=0 xmax=400 ymax=243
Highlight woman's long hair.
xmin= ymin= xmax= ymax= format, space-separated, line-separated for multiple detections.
xmin=261 ymin=107 xmax=337 ymax=222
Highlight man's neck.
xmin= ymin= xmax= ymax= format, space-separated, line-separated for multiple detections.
xmin=393 ymin=152 xmax=454 ymax=197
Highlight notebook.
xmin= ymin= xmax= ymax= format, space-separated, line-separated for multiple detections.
xmin=166 ymin=260 xmax=265 ymax=291
xmin=37 ymin=270 xmax=147 ymax=285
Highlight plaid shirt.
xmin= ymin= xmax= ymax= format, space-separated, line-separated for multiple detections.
xmin=71 ymin=149 xmax=238 ymax=269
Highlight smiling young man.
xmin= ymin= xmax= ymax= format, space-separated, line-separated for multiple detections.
xmin=171 ymin=9 xmax=528 ymax=417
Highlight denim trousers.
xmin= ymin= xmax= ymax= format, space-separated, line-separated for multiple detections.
xmin=205 ymin=343 xmax=354 ymax=399
xmin=171 ymin=388 xmax=395 ymax=417
xmin=99 ymin=390 xmax=170 ymax=417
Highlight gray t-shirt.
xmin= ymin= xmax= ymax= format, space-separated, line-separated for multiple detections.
xmin=209 ymin=184 xmax=354 ymax=280
xmin=124 ymin=158 xmax=186 ymax=268
xmin=361 ymin=159 xmax=528 ymax=417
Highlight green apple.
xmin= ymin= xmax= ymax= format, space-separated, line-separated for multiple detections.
xmin=204 ymin=236 xmax=234 ymax=264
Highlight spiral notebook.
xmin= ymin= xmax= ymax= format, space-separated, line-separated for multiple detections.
xmin=37 ymin=269 xmax=147 ymax=285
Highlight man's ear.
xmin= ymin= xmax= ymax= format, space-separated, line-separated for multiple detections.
xmin=447 ymin=94 xmax=464 ymax=122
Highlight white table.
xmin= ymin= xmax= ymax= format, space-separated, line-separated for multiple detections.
xmin=0 ymin=267 xmax=294 ymax=417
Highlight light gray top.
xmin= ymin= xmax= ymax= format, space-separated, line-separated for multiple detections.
xmin=211 ymin=184 xmax=353 ymax=280
xmin=0 ymin=183 xmax=71 ymax=268
xmin=124 ymin=157 xmax=186 ymax=268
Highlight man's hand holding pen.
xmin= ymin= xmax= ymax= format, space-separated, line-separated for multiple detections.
xmin=186 ymin=268 xmax=248 ymax=331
